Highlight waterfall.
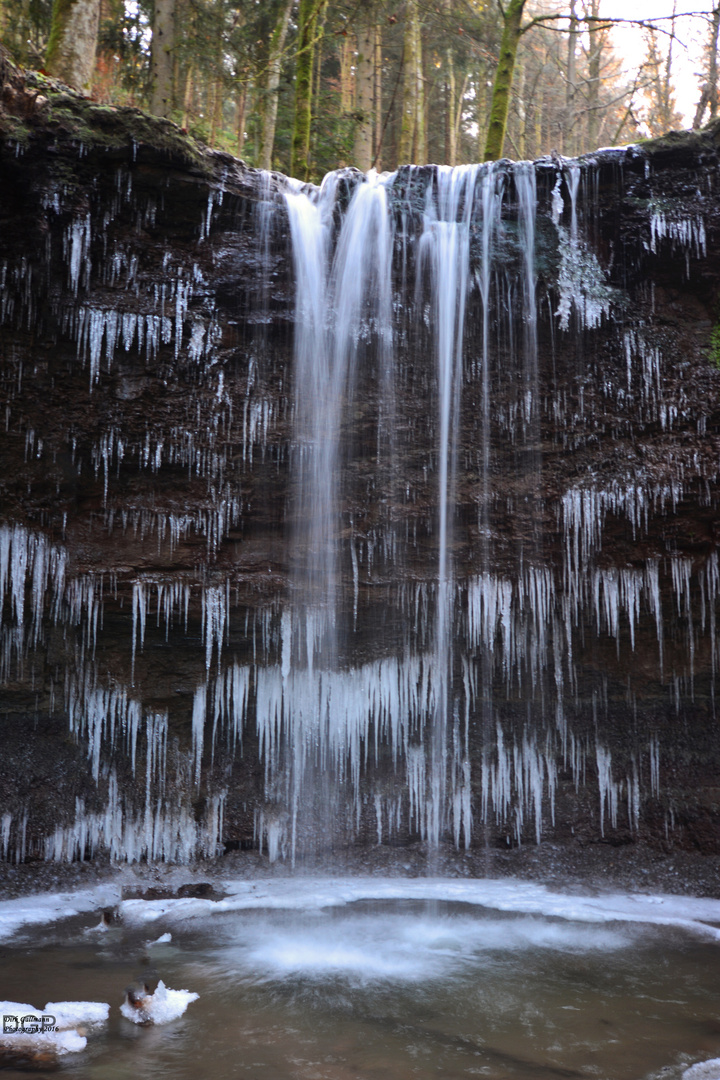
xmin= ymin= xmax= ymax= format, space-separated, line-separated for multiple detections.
xmin=0 ymin=143 xmax=718 ymax=867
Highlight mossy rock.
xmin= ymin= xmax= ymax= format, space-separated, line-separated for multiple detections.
xmin=2 ymin=53 xmax=211 ymax=174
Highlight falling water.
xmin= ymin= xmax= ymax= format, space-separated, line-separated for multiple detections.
xmin=0 ymin=144 xmax=718 ymax=868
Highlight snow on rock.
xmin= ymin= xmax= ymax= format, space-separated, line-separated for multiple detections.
xmin=148 ymin=932 xmax=172 ymax=945
xmin=120 ymin=980 xmax=198 ymax=1025
xmin=684 ymin=1061 xmax=720 ymax=1080
xmin=0 ymin=999 xmax=109 ymax=1059
xmin=44 ymin=1001 xmax=110 ymax=1030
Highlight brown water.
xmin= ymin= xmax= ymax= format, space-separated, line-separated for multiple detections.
xmin=2 ymin=896 xmax=720 ymax=1080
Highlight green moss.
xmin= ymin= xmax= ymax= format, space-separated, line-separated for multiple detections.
xmin=44 ymin=0 xmax=77 ymax=74
xmin=4 ymin=68 xmax=211 ymax=172
xmin=634 ymin=119 xmax=720 ymax=160
xmin=709 ymin=324 xmax=720 ymax=370
xmin=0 ymin=113 xmax=31 ymax=147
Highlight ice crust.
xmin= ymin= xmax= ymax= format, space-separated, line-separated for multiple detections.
xmin=119 ymin=877 xmax=720 ymax=941
xmin=0 ymin=884 xmax=121 ymax=941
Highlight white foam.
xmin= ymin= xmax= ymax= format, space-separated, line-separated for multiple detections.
xmin=223 ymin=912 xmax=631 ymax=984
xmin=119 ymin=980 xmax=198 ymax=1024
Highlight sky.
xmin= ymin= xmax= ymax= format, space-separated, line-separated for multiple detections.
xmin=599 ymin=0 xmax=716 ymax=126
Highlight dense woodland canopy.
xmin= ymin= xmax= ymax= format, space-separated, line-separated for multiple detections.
xmin=1 ymin=0 xmax=720 ymax=177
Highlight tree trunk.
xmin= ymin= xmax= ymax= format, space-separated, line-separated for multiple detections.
xmin=310 ymin=2 xmax=327 ymax=166
xmin=209 ymin=76 xmax=223 ymax=146
xmin=483 ymin=0 xmax=526 ymax=162
xmin=693 ymin=5 xmax=720 ymax=127
xmin=45 ymin=0 xmax=100 ymax=90
xmin=236 ymin=81 xmax=248 ymax=157
xmin=182 ymin=65 xmax=193 ymax=129
xmin=476 ymin=71 xmax=487 ymax=160
xmin=533 ymin=92 xmax=542 ymax=157
xmin=586 ymin=0 xmax=602 ymax=151
xmin=453 ymin=74 xmax=468 ymax=163
xmin=354 ymin=13 xmax=375 ymax=170
xmin=515 ymin=61 xmax=526 ymax=159
xmin=340 ymin=35 xmax=353 ymax=114
xmin=291 ymin=0 xmax=325 ymax=181
xmin=445 ymin=46 xmax=456 ymax=166
xmin=184 ymin=65 xmax=195 ymax=129
xmin=399 ymin=0 xmax=423 ymax=164
xmin=709 ymin=5 xmax=719 ymax=120
xmin=415 ymin=13 xmax=425 ymax=163
xmin=563 ymin=0 xmax=577 ymax=155
xmin=373 ymin=23 xmax=383 ymax=168
xmin=150 ymin=0 xmax=175 ymax=118
xmin=260 ymin=0 xmax=293 ymax=171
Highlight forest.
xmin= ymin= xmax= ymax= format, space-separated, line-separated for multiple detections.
xmin=1 ymin=0 xmax=720 ymax=182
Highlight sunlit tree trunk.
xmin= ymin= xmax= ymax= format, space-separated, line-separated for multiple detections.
xmin=45 ymin=0 xmax=100 ymax=91
xmin=445 ymin=46 xmax=456 ymax=165
xmin=533 ymin=93 xmax=543 ymax=157
xmin=484 ymin=0 xmax=526 ymax=161
xmin=476 ymin=71 xmax=487 ymax=160
xmin=563 ymin=0 xmax=578 ymax=155
xmin=586 ymin=0 xmax=603 ymax=151
xmin=260 ymin=0 xmax=293 ymax=171
xmin=515 ymin=61 xmax=526 ymax=158
xmin=291 ymin=0 xmax=326 ymax=180
xmin=415 ymin=15 xmax=425 ymax=162
xmin=453 ymin=73 xmax=468 ymax=162
xmin=353 ymin=12 xmax=375 ymax=170
xmin=373 ymin=24 xmax=383 ymax=168
xmin=150 ymin=0 xmax=175 ymax=117
xmin=399 ymin=0 xmax=424 ymax=164
xmin=708 ymin=6 xmax=719 ymax=120
xmin=339 ymin=35 xmax=353 ymax=113
xmin=310 ymin=2 xmax=327 ymax=166
xmin=693 ymin=5 xmax=720 ymax=127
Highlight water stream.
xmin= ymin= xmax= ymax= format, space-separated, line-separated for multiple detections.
xmin=2 ymin=881 xmax=720 ymax=1079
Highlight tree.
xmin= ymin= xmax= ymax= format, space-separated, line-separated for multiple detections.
xmin=564 ymin=0 xmax=578 ymax=154
xmin=398 ymin=0 xmax=425 ymax=163
xmin=693 ymin=4 xmax=720 ymax=127
xmin=483 ymin=0 xmax=526 ymax=161
xmin=641 ymin=9 xmax=683 ymax=136
xmin=353 ymin=6 xmax=375 ymax=171
xmin=150 ymin=0 xmax=175 ymax=116
xmin=45 ymin=0 xmax=100 ymax=89
xmin=260 ymin=0 xmax=294 ymax=170
xmin=291 ymin=0 xmax=326 ymax=180
xmin=583 ymin=0 xmax=609 ymax=150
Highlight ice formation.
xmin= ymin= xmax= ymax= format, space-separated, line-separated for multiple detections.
xmin=0 ymin=999 xmax=109 ymax=1057
xmin=120 ymin=980 xmax=198 ymax=1025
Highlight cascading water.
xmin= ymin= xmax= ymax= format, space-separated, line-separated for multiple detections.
xmin=0 ymin=135 xmax=719 ymax=871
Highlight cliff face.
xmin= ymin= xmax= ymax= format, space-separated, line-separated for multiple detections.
xmin=2 ymin=59 xmax=720 ymax=873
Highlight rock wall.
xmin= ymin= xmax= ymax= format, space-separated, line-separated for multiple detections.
xmin=1 ymin=59 xmax=720 ymax=870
